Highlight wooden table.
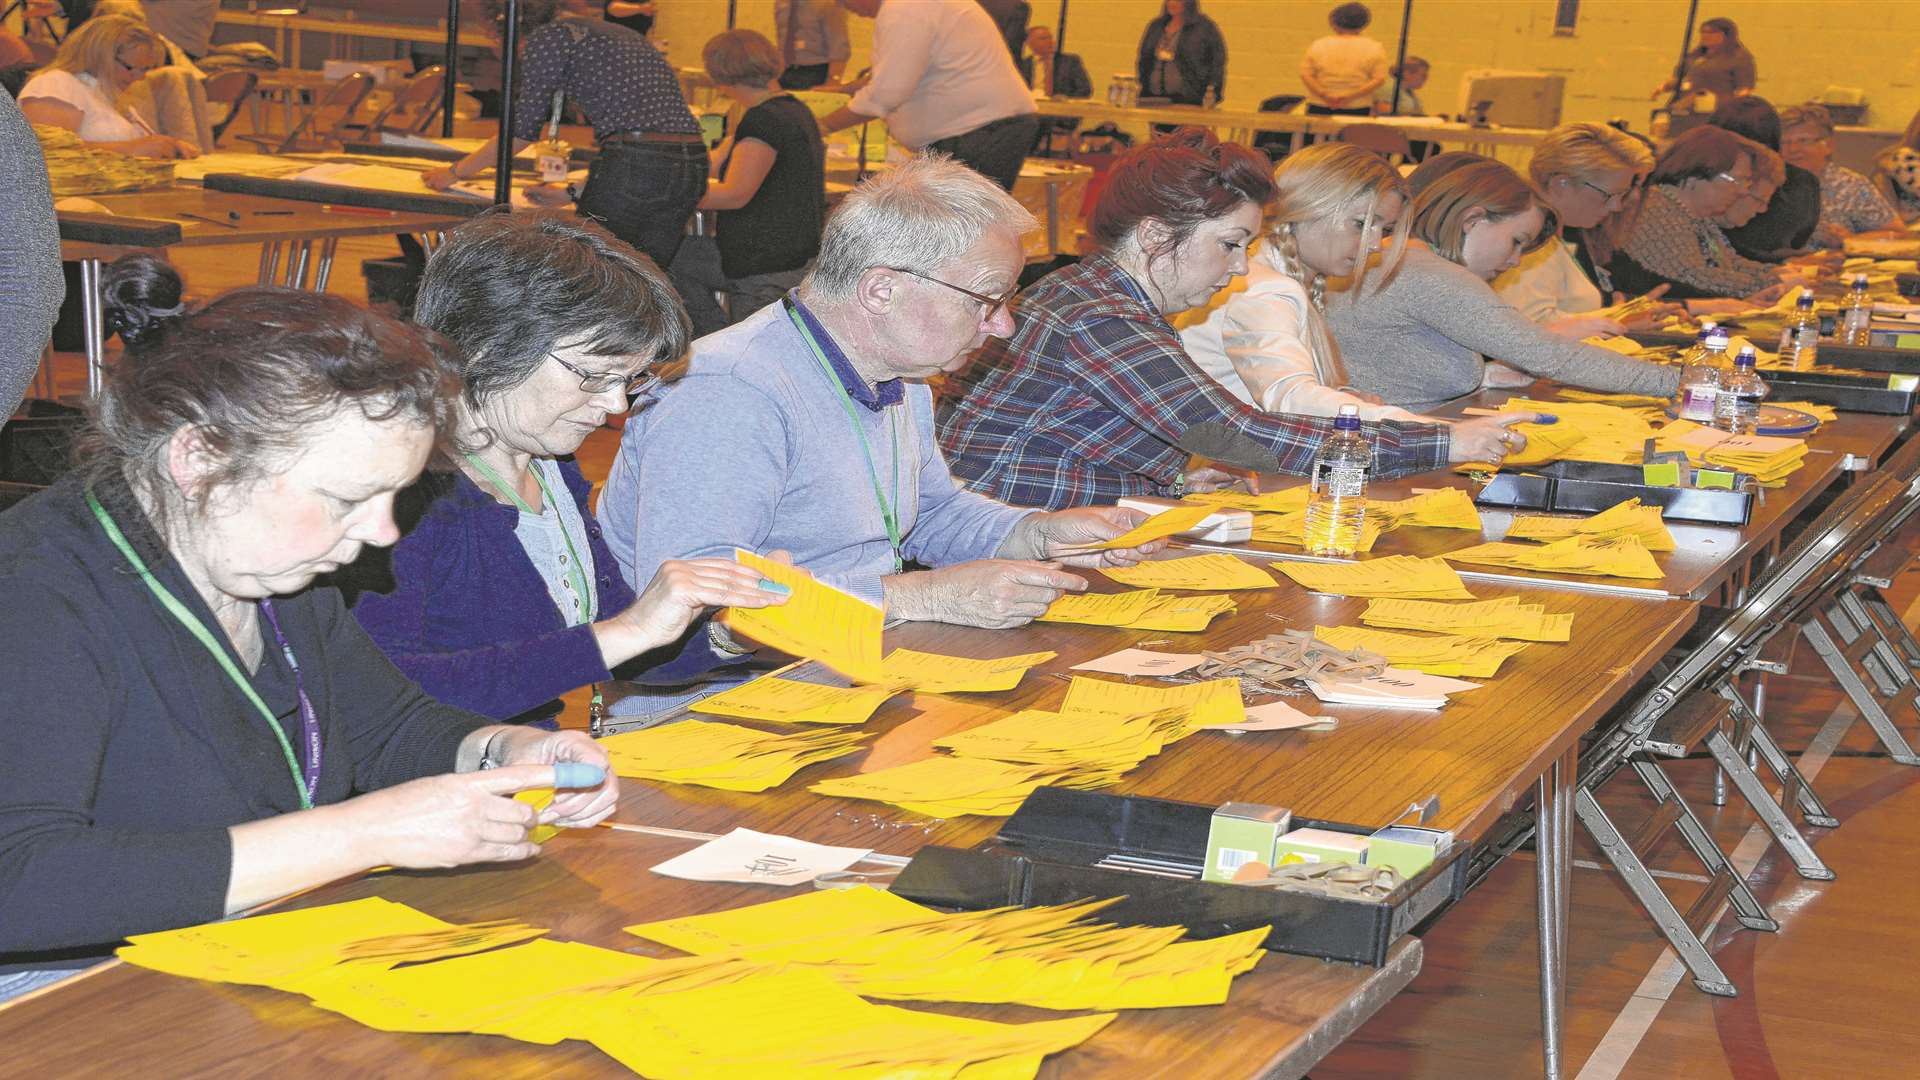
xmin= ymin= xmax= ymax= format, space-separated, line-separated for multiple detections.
xmin=1189 ymin=386 xmax=1908 ymax=602
xmin=56 ymin=186 xmax=471 ymax=393
xmin=0 ymin=562 xmax=1695 ymax=1078
xmin=1030 ymin=98 xmax=1549 ymax=157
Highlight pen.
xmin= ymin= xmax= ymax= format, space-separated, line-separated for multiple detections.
xmin=321 ymin=204 xmax=397 ymax=217
xmin=253 ymin=209 xmax=297 ymax=216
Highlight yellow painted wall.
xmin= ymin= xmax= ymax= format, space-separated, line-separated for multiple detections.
xmin=654 ymin=1 xmax=1920 ymax=132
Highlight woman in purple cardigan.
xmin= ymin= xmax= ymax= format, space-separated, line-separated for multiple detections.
xmin=343 ymin=211 xmax=788 ymax=726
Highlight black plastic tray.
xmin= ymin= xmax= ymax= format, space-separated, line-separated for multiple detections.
xmin=888 ymin=787 xmax=1469 ymax=967
xmin=1754 ymin=368 xmax=1919 ymax=414
xmin=1472 ymin=459 xmax=1755 ymax=526
xmin=1629 ymin=328 xmax=1920 ymax=378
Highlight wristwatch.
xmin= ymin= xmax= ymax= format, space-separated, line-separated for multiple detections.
xmin=707 ymin=619 xmax=753 ymax=657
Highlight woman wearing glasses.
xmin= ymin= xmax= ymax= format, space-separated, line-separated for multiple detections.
xmin=342 ymin=212 xmax=788 ymax=727
xmin=1495 ymin=123 xmax=1677 ymax=336
xmin=1608 ymin=125 xmax=1793 ymax=303
xmin=16 ymin=14 xmax=197 ymax=159
xmin=941 ymin=129 xmax=1537 ymax=510
xmin=1326 ymin=159 xmax=1681 ymax=414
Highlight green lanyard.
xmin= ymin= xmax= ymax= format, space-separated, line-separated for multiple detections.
xmin=85 ymin=490 xmax=315 ymax=811
xmin=464 ymin=454 xmax=599 ymax=624
xmin=783 ymin=297 xmax=905 ymax=573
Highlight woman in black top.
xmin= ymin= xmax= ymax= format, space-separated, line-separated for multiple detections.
xmin=1712 ymin=96 xmax=1820 ymax=260
xmin=679 ymin=29 xmax=827 ymax=330
xmin=427 ymin=0 xmax=706 ymax=272
xmin=1134 ymin=0 xmax=1226 ymax=107
xmin=1655 ymin=16 xmax=1757 ymax=112
xmin=0 ymin=259 xmax=617 ymax=1002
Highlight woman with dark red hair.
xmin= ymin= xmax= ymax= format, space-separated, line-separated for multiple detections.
xmin=938 ymin=128 xmax=1532 ymax=510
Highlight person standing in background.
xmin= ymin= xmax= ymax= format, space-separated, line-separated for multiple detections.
xmin=1374 ymin=55 xmax=1427 ymax=116
xmin=603 ymin=1 xmax=655 ymax=37
xmin=1017 ymin=25 xmax=1088 ymax=154
xmin=0 ymin=86 xmax=64 ymax=421
xmin=1135 ymin=0 xmax=1225 ymax=107
xmin=824 ymin=0 xmax=1037 ymax=193
xmin=775 ymin=0 xmax=849 ymax=90
xmin=1653 ymin=17 xmax=1755 ymax=113
xmin=1300 ymin=3 xmax=1385 ymax=119
xmin=139 ymin=0 xmax=217 ymax=59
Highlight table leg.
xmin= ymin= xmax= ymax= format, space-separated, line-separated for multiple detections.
xmin=312 ymin=238 xmax=339 ymax=292
xmin=1536 ymin=745 xmax=1574 ymax=1080
xmin=79 ymin=257 xmax=106 ymax=398
xmin=258 ymin=241 xmax=282 ymax=286
xmin=284 ymin=240 xmax=313 ymax=289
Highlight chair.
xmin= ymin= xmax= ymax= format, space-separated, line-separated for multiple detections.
xmin=202 ymin=69 xmax=258 ymax=145
xmin=1338 ymin=122 xmax=1417 ymax=165
xmin=350 ymin=65 xmax=448 ymax=139
xmin=236 ymin=71 xmax=373 ymax=154
xmin=1251 ymin=94 xmax=1305 ymax=162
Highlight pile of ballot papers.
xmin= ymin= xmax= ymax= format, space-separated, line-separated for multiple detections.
xmin=1038 ymin=588 xmax=1238 ymax=632
xmin=1504 ymin=498 xmax=1676 ymax=550
xmin=600 ymin=720 xmax=869 ymax=792
xmin=1271 ymin=555 xmax=1475 ymax=599
xmin=1101 ymin=554 xmax=1281 ymax=591
xmin=1312 ymin=625 xmax=1532 ymax=679
xmin=1442 ymin=534 xmax=1663 ymax=579
xmin=625 ymin=888 xmax=1269 ymax=1011
xmin=1360 ymin=596 xmax=1573 ymax=641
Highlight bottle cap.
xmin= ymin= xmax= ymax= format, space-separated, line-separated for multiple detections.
xmin=1735 ymin=345 xmax=1757 ymax=366
xmin=1333 ymin=403 xmax=1361 ymax=431
xmin=1854 ymin=274 xmax=1869 ymax=286
xmin=1703 ymin=325 xmax=1730 ymax=348
xmin=1796 ymin=292 xmax=1814 ymax=307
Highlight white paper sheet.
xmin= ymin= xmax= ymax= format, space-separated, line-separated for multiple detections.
xmin=649 ymin=827 xmax=873 ymax=887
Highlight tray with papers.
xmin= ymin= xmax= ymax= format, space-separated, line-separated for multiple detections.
xmin=1752 ymin=368 xmax=1919 ymax=415
xmin=1474 ymin=460 xmax=1755 ymax=526
xmin=889 ymin=787 xmax=1468 ymax=967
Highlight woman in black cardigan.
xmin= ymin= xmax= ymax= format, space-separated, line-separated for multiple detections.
xmin=1135 ymin=0 xmax=1227 ymax=106
xmin=0 ymin=262 xmax=618 ymax=1001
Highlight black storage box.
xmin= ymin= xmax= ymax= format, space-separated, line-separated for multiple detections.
xmin=1754 ymin=368 xmax=1919 ymax=414
xmin=888 ymin=787 xmax=1468 ymax=967
xmin=1472 ymin=459 xmax=1755 ymax=526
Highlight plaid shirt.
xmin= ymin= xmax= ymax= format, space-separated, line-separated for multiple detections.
xmin=937 ymin=253 xmax=1451 ymax=509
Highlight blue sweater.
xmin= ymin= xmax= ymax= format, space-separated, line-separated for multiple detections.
xmin=343 ymin=459 xmax=732 ymax=724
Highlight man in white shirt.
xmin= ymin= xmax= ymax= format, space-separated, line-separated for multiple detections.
xmin=1299 ymin=2 xmax=1386 ymax=117
xmin=822 ymin=0 xmax=1038 ymax=191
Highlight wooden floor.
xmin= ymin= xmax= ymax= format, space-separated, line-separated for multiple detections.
xmin=27 ymin=218 xmax=1920 ymax=1080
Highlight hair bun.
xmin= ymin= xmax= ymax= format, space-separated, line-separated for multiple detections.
xmin=101 ymin=252 xmax=187 ymax=351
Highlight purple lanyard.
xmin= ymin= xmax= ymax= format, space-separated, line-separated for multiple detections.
xmin=258 ymin=600 xmax=322 ymax=804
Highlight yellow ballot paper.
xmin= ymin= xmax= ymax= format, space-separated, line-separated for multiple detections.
xmin=809 ymin=755 xmax=1129 ymax=817
xmin=601 ymin=720 xmax=869 ymax=792
xmin=725 ymin=549 xmax=883 ymax=681
xmin=1125 ymin=592 xmax=1237 ymax=632
xmin=1182 ymin=486 xmax=1311 ymax=513
xmin=1249 ymin=509 xmax=1384 ymax=552
xmin=1272 ymin=554 xmax=1475 ymax=599
xmin=877 ymin=649 xmax=1057 ymax=692
xmin=1071 ymin=502 xmax=1217 ymax=551
xmin=1313 ymin=624 xmax=1532 ymax=678
xmin=935 ymin=706 xmax=1191 ymax=769
xmin=1037 ymin=587 xmax=1163 ymax=626
xmin=1060 ymin=674 xmax=1246 ymax=733
xmin=1505 ymin=497 xmax=1677 ymax=551
xmin=1101 ymin=553 xmax=1280 ymax=591
xmin=1443 ymin=535 xmax=1664 ymax=579
xmin=514 ymin=788 xmax=563 ymax=843
xmin=1370 ymin=487 xmax=1484 ymax=531
xmin=690 ymin=677 xmax=899 ymax=725
xmin=1361 ymin=595 xmax=1573 ymax=642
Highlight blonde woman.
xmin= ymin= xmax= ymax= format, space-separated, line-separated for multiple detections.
xmin=1179 ymin=142 xmax=1422 ymax=421
xmin=1327 ymin=159 xmax=1681 ymax=413
xmin=17 ymin=14 xmax=198 ymax=159
xmin=1497 ymin=122 xmax=1672 ymax=334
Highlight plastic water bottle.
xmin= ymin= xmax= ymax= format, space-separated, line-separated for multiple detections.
xmin=1841 ymin=274 xmax=1874 ymax=346
xmin=1777 ymin=292 xmax=1820 ymax=370
xmin=1677 ymin=325 xmax=1729 ymax=423
xmin=1304 ymin=405 xmax=1372 ymax=557
xmin=1714 ymin=346 xmax=1768 ymax=434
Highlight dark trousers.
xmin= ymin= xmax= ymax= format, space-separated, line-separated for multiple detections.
xmin=779 ymin=63 xmax=830 ymax=90
xmin=927 ymin=114 xmax=1040 ymax=192
xmin=576 ymin=140 xmax=709 ymax=271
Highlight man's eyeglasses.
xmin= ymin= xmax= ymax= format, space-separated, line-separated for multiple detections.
xmin=1576 ymin=177 xmax=1635 ymax=208
xmin=884 ymin=267 xmax=1019 ymax=321
xmin=548 ymin=352 xmax=661 ymax=397
xmin=1711 ymin=170 xmax=1753 ymax=188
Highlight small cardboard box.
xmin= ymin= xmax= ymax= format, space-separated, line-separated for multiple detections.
xmin=1367 ymin=826 xmax=1454 ymax=877
xmin=1202 ymin=802 xmax=1292 ymax=882
xmin=1274 ymin=826 xmax=1371 ymax=868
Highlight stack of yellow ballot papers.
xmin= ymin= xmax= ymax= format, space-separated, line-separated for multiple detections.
xmin=1313 ymin=624 xmax=1532 ymax=678
xmin=1479 ymin=399 xmax=1660 ymax=468
xmin=690 ymin=677 xmax=899 ymax=725
xmin=1370 ymin=487 xmax=1484 ymax=530
xmin=601 ymin=720 xmax=869 ymax=792
xmin=808 ymin=756 xmax=1130 ymax=817
xmin=933 ymin=706 xmax=1194 ymax=770
xmin=1361 ymin=596 xmax=1573 ymax=641
xmin=1443 ymin=534 xmax=1663 ymax=579
xmin=1656 ymin=422 xmax=1808 ymax=484
xmin=875 ymin=648 xmax=1057 ymax=692
xmin=1505 ymin=497 xmax=1676 ymax=551
xmin=1037 ymin=588 xmax=1239 ymax=633
xmin=1060 ymin=673 xmax=1246 ymax=730
xmin=1182 ymin=486 xmax=1311 ymax=513
xmin=1063 ymin=502 xmax=1218 ymax=551
xmin=1101 ymin=553 xmax=1280 ymax=591
xmin=1249 ymin=509 xmax=1386 ymax=551
xmin=625 ymin=888 xmax=1269 ymax=1011
xmin=1272 ymin=555 xmax=1475 ymax=599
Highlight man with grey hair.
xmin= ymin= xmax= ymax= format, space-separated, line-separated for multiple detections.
xmin=599 ymin=155 xmax=1162 ymax=631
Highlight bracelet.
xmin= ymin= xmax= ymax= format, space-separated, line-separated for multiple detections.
xmin=476 ymin=728 xmax=508 ymax=770
xmin=707 ymin=619 xmax=752 ymax=657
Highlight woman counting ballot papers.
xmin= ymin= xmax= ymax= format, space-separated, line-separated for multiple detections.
xmin=939 ymin=129 xmax=1537 ymax=510
xmin=0 ymin=262 xmax=616 ymax=1004
xmin=339 ymin=212 xmax=790 ymax=727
